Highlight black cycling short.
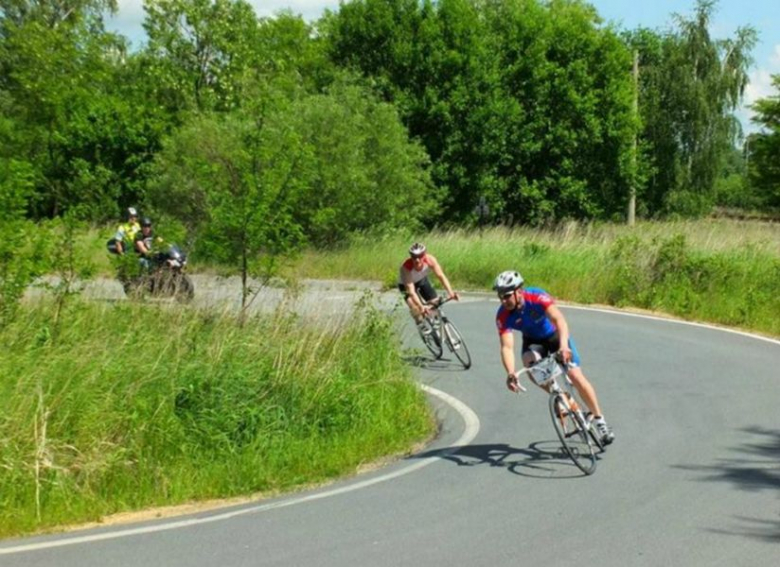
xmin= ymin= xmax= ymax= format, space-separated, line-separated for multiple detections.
xmin=522 ymin=332 xmax=582 ymax=366
xmin=398 ymin=277 xmax=438 ymax=303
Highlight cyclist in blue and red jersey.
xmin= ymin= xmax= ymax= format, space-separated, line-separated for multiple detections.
xmin=493 ymin=270 xmax=614 ymax=444
xmin=399 ymin=243 xmax=459 ymax=330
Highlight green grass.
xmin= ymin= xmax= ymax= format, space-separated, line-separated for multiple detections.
xmin=6 ymin=216 xmax=778 ymax=537
xmin=0 ymin=296 xmax=433 ymax=537
xmin=288 ymin=221 xmax=780 ymax=337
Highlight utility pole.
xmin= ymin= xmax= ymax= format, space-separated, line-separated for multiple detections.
xmin=628 ymin=49 xmax=638 ymax=226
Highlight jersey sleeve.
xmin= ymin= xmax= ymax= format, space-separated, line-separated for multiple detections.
xmin=495 ymin=307 xmax=512 ymax=335
xmin=526 ymin=288 xmax=554 ymax=310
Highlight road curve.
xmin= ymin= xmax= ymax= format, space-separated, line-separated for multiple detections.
xmin=2 ymin=299 xmax=779 ymax=566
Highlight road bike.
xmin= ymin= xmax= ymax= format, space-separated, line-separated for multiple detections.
xmin=514 ymin=352 xmax=603 ymax=475
xmin=415 ymin=296 xmax=472 ymax=369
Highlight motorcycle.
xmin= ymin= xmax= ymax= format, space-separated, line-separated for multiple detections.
xmin=121 ymin=244 xmax=195 ymax=302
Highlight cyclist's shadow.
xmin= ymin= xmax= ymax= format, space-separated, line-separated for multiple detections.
xmin=413 ymin=442 xmax=587 ymax=478
xmin=402 ymin=352 xmax=468 ymax=372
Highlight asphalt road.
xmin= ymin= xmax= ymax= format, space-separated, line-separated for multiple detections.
xmin=2 ymin=296 xmax=779 ymax=566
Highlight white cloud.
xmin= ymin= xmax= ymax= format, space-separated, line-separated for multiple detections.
xmin=745 ymin=44 xmax=780 ymax=105
xmin=740 ymin=44 xmax=780 ymax=134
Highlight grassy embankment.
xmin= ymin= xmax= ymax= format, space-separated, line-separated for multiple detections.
xmin=0 ymin=297 xmax=432 ymax=537
xmin=6 ymin=217 xmax=775 ymax=537
xmin=292 ymin=220 xmax=780 ymax=337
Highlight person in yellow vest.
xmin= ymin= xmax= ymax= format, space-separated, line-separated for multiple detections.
xmin=107 ymin=207 xmax=141 ymax=255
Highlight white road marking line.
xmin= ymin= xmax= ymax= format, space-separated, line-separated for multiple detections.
xmin=564 ymin=304 xmax=780 ymax=347
xmin=0 ymin=385 xmax=479 ymax=555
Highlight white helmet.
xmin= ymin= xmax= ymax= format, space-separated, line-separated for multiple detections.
xmin=493 ymin=270 xmax=524 ymax=294
xmin=409 ymin=242 xmax=427 ymax=257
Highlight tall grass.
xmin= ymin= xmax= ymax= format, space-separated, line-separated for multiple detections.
xmin=291 ymin=221 xmax=780 ymax=337
xmin=0 ymin=296 xmax=432 ymax=537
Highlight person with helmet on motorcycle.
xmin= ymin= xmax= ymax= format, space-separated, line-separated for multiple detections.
xmin=493 ymin=270 xmax=614 ymax=445
xmin=398 ymin=242 xmax=459 ymax=331
xmin=134 ymin=217 xmax=157 ymax=270
xmin=107 ymin=207 xmax=140 ymax=255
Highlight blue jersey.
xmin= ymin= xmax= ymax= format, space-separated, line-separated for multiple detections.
xmin=495 ymin=287 xmax=557 ymax=340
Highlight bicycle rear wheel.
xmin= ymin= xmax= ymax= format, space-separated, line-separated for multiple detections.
xmin=417 ymin=317 xmax=443 ymax=359
xmin=443 ymin=319 xmax=472 ymax=369
xmin=549 ymin=393 xmax=597 ymax=475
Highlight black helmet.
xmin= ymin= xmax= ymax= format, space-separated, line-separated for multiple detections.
xmin=141 ymin=217 xmax=152 ymax=227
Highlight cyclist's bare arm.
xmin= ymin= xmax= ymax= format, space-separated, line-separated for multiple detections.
xmin=135 ymin=239 xmax=152 ymax=256
xmin=427 ymin=254 xmax=459 ymax=300
xmin=499 ymin=331 xmax=524 ymax=392
xmin=546 ymin=304 xmax=572 ymax=363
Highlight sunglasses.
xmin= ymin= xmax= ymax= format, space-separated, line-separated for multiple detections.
xmin=499 ymin=291 xmax=514 ymax=300
xmin=410 ymin=254 xmax=424 ymax=260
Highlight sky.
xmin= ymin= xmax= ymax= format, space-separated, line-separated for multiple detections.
xmin=105 ymin=1 xmax=780 ymax=134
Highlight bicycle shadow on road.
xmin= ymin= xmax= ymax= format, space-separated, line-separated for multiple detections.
xmin=402 ymin=353 xmax=470 ymax=372
xmin=412 ymin=442 xmax=590 ymax=479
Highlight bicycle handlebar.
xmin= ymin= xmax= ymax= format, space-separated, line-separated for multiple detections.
xmin=424 ymin=295 xmax=458 ymax=308
xmin=512 ymin=352 xmax=571 ymax=392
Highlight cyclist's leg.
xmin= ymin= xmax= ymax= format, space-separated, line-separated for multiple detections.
xmin=566 ymin=365 xmax=602 ymax=417
xmin=520 ymin=340 xmax=551 ymax=392
xmin=399 ymin=283 xmax=424 ymax=322
xmin=417 ymin=277 xmax=438 ymax=306
xmin=562 ymin=339 xmax=604 ymax=418
xmin=563 ymin=339 xmax=614 ymax=443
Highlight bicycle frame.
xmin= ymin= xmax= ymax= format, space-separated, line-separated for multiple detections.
xmin=419 ymin=296 xmax=472 ymax=369
xmin=515 ymin=353 xmax=600 ymax=474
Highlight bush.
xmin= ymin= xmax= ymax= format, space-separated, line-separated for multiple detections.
xmin=0 ymin=298 xmax=432 ymax=536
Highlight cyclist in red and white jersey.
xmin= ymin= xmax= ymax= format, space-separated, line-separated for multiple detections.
xmin=398 ymin=243 xmax=459 ymax=325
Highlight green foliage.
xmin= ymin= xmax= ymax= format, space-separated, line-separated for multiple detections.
xmin=0 ymin=6 xmax=167 ymax=220
xmin=293 ymin=222 xmax=780 ymax=336
xmin=148 ymin=100 xmax=307 ymax=304
xmin=143 ymin=0 xmax=263 ymax=112
xmin=286 ymin=78 xmax=440 ymax=245
xmin=0 ymin=299 xmax=431 ymax=536
xmin=597 ymin=232 xmax=780 ymax=328
xmin=36 ymin=210 xmax=97 ymax=336
xmin=748 ymin=74 xmax=780 ymax=208
xmin=0 ymin=159 xmax=47 ymax=327
xmin=149 ymin=76 xmax=437 ymax=295
xmin=625 ymin=1 xmax=757 ymax=217
xmin=323 ymin=0 xmax=637 ymax=223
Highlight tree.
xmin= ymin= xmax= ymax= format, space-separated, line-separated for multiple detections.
xmin=0 ymin=159 xmax=47 ymax=327
xmin=748 ymin=74 xmax=780 ymax=208
xmin=322 ymin=0 xmax=637 ymax=224
xmin=0 ymin=1 xmax=165 ymax=219
xmin=147 ymin=92 xmax=305 ymax=308
xmin=0 ymin=0 xmax=117 ymax=34
xmin=285 ymin=78 xmax=438 ymax=246
xmin=626 ymin=0 xmax=757 ymax=217
xmin=142 ymin=0 xmax=261 ymax=112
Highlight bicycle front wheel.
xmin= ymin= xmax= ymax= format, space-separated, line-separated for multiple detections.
xmin=549 ymin=393 xmax=597 ymax=475
xmin=417 ymin=317 xmax=443 ymax=359
xmin=443 ymin=319 xmax=472 ymax=369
